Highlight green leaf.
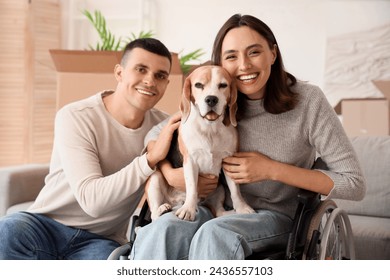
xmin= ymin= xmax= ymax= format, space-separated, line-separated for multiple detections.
xmin=179 ymin=49 xmax=205 ymax=74
xmin=82 ymin=9 xmax=124 ymax=51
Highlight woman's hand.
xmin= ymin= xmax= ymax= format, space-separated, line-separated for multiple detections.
xmin=159 ymin=160 xmax=218 ymax=198
xmin=223 ymin=152 xmax=334 ymax=195
xmin=222 ymin=152 xmax=275 ymax=184
xmin=159 ymin=160 xmax=185 ymax=190
xmin=198 ymin=174 xmax=219 ymax=198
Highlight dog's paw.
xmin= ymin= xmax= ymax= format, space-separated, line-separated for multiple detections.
xmin=151 ymin=203 xmax=172 ymax=221
xmin=157 ymin=203 xmax=172 ymax=216
xmin=235 ymin=204 xmax=256 ymax=215
xmin=150 ymin=212 xmax=159 ymax=221
xmin=175 ymin=204 xmax=197 ymax=221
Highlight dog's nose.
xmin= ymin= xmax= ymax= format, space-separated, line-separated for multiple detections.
xmin=205 ymin=95 xmax=219 ymax=107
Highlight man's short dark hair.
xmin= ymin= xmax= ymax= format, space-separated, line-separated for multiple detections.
xmin=121 ymin=38 xmax=172 ymax=70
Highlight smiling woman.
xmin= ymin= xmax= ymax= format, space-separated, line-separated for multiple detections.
xmin=129 ymin=14 xmax=366 ymax=260
xmin=212 ymin=17 xmax=299 ymax=115
xmin=220 ymin=32 xmax=277 ymax=100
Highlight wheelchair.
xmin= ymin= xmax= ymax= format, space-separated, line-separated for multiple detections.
xmin=108 ymin=188 xmax=355 ymax=260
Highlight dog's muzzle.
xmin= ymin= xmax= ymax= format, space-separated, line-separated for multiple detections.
xmin=203 ymin=95 xmax=221 ymax=121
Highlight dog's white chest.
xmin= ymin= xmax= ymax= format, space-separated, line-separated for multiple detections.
xmin=181 ymin=120 xmax=237 ymax=175
xmin=191 ymin=149 xmax=230 ymax=175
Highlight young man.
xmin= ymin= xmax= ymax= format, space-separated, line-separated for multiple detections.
xmin=0 ymin=38 xmax=181 ymax=260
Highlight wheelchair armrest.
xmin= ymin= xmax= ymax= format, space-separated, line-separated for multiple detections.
xmin=286 ymin=190 xmax=321 ymax=259
xmin=129 ymin=200 xmax=151 ymax=244
xmin=297 ymin=190 xmax=321 ymax=210
xmin=296 ymin=156 xmax=327 ymax=211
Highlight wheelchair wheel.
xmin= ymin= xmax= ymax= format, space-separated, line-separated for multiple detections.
xmin=303 ymin=199 xmax=355 ymax=260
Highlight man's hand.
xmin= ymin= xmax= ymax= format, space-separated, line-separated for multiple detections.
xmin=146 ymin=112 xmax=181 ymax=169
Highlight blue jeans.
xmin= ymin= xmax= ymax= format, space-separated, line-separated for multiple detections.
xmin=0 ymin=212 xmax=120 ymax=260
xmin=130 ymin=206 xmax=293 ymax=260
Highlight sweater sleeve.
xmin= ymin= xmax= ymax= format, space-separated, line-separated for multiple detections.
xmin=143 ymin=118 xmax=169 ymax=147
xmin=306 ymin=86 xmax=366 ymax=201
xmin=54 ymin=108 xmax=155 ymax=218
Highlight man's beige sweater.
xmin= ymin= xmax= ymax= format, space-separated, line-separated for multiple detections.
xmin=29 ymin=91 xmax=168 ymax=244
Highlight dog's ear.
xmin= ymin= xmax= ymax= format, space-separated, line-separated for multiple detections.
xmin=223 ymin=81 xmax=238 ymax=127
xmin=180 ymin=74 xmax=192 ymax=123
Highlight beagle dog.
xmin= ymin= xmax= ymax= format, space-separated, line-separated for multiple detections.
xmin=147 ymin=65 xmax=255 ymax=221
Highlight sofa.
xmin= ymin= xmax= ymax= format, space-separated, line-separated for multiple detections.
xmin=0 ymin=136 xmax=389 ymax=260
xmin=0 ymin=163 xmax=49 ymax=216
xmin=334 ymin=136 xmax=390 ymax=260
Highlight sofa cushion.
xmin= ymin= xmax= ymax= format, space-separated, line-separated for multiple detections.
xmin=348 ymin=214 xmax=390 ymax=260
xmin=0 ymin=164 xmax=49 ymax=217
xmin=335 ymin=136 xmax=390 ymax=218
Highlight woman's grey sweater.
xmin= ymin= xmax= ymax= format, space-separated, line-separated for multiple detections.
xmin=228 ymin=81 xmax=366 ymax=218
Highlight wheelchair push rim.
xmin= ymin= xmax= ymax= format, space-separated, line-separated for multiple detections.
xmin=303 ymin=199 xmax=355 ymax=260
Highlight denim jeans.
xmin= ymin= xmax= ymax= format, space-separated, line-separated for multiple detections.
xmin=0 ymin=212 xmax=120 ymax=260
xmin=130 ymin=206 xmax=293 ymax=260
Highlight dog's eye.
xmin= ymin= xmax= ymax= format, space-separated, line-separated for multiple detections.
xmin=194 ymin=82 xmax=204 ymax=90
xmin=219 ymin=83 xmax=228 ymax=89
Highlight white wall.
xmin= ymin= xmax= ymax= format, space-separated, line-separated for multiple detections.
xmin=62 ymin=0 xmax=390 ymax=104
xmin=153 ymin=0 xmax=390 ymax=93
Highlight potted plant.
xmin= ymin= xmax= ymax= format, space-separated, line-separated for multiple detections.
xmin=81 ymin=9 xmax=205 ymax=75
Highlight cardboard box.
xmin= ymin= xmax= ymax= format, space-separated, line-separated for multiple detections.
xmin=50 ymin=50 xmax=183 ymax=114
xmin=334 ymin=80 xmax=390 ymax=136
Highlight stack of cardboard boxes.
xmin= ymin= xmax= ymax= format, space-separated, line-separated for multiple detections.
xmin=334 ymin=80 xmax=390 ymax=137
